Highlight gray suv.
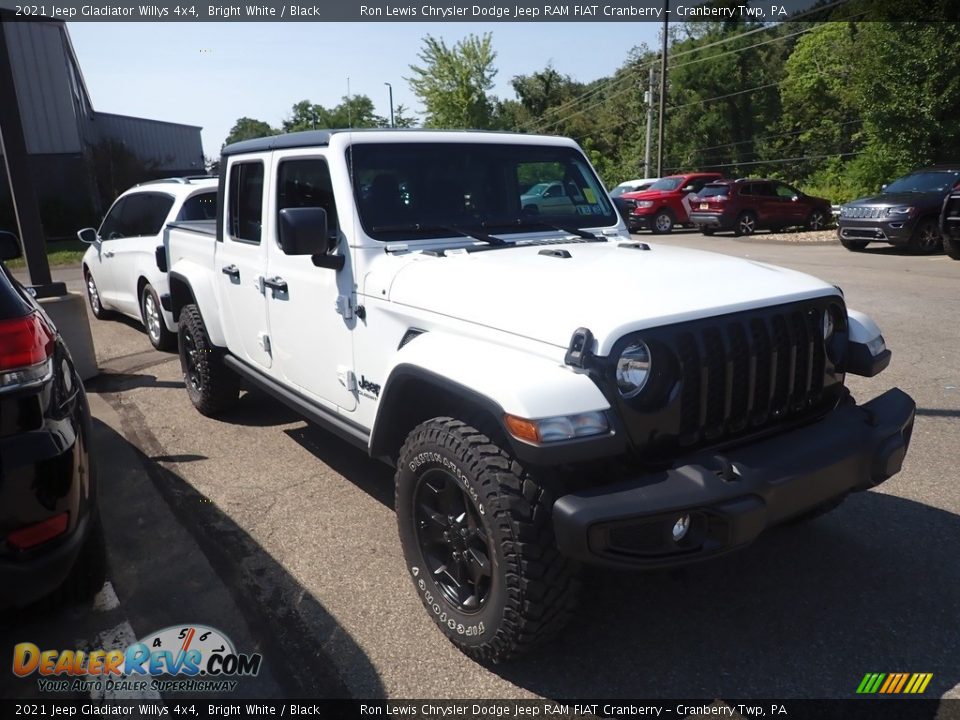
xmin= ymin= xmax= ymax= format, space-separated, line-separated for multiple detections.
xmin=838 ymin=166 xmax=960 ymax=254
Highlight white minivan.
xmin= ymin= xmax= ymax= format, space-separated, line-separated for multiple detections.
xmin=78 ymin=177 xmax=217 ymax=350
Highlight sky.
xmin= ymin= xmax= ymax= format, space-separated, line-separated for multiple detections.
xmin=66 ymin=22 xmax=662 ymax=157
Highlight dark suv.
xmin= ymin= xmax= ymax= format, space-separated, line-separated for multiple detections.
xmin=0 ymin=232 xmax=105 ymax=609
xmin=940 ymin=190 xmax=960 ymax=260
xmin=838 ymin=166 xmax=960 ymax=254
xmin=689 ymin=179 xmax=832 ymax=237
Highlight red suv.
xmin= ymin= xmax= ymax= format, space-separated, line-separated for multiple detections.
xmin=620 ymin=172 xmax=722 ymax=233
xmin=689 ymin=179 xmax=832 ymax=236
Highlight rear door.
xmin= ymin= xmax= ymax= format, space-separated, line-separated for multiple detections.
xmin=107 ymin=192 xmax=175 ymax=315
xmin=216 ymin=156 xmax=273 ymax=369
xmin=264 ymin=153 xmax=357 ymax=410
xmin=774 ymin=182 xmax=807 ymax=223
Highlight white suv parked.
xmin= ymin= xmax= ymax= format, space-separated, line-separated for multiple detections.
xmin=78 ymin=177 xmax=217 ymax=350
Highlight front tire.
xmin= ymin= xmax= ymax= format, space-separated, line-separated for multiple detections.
xmin=807 ymin=209 xmax=828 ymax=231
xmin=908 ymin=218 xmax=942 ymax=255
xmin=141 ymin=284 xmax=176 ymax=351
xmin=944 ymin=230 xmax=960 ymax=260
xmin=84 ymin=269 xmax=110 ymax=320
xmin=395 ymin=417 xmax=580 ymax=663
xmin=177 ymin=304 xmax=240 ymax=416
xmin=651 ymin=210 xmax=674 ymax=234
xmin=840 ymin=236 xmax=869 ymax=251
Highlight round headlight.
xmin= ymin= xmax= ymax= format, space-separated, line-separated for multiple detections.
xmin=822 ymin=309 xmax=835 ymax=340
xmin=616 ymin=341 xmax=652 ymax=398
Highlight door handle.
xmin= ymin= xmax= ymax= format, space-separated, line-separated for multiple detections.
xmin=103 ymin=250 xmax=115 ymax=258
xmin=263 ymin=276 xmax=288 ymax=294
xmin=221 ymin=264 xmax=240 ymax=278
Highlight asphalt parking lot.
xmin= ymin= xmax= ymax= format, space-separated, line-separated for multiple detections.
xmin=3 ymin=232 xmax=959 ymax=702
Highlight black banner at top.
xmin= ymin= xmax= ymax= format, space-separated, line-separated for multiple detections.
xmin=0 ymin=0 xmax=956 ymax=22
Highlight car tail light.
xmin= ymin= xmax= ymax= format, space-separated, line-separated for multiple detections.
xmin=0 ymin=312 xmax=55 ymax=392
xmin=8 ymin=512 xmax=69 ymax=550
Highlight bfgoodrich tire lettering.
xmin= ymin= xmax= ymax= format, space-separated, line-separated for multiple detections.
xmin=178 ymin=304 xmax=240 ymax=416
xmin=395 ymin=417 xmax=580 ymax=663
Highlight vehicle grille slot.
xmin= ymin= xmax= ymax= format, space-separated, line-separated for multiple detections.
xmin=702 ymin=327 xmax=726 ymax=440
xmin=676 ymin=332 xmax=701 ymax=444
xmin=726 ymin=322 xmax=750 ymax=432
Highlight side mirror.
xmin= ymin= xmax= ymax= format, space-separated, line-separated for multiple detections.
xmin=77 ymin=227 xmax=99 ymax=244
xmin=0 ymin=231 xmax=22 ymax=261
xmin=881 ymin=184 xmax=888 ymax=192
xmin=278 ymin=207 xmax=343 ymax=270
xmin=681 ymin=185 xmax=695 ymax=192
xmin=792 ymin=195 xmax=800 ymax=202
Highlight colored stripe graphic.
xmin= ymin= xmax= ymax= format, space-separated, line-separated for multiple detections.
xmin=857 ymin=673 xmax=933 ymax=694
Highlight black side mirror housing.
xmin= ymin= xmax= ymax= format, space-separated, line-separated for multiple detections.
xmin=0 ymin=231 xmax=22 ymax=261
xmin=278 ymin=207 xmax=331 ymax=255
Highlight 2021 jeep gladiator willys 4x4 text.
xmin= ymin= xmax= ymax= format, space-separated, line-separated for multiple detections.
xmin=162 ymin=130 xmax=915 ymax=663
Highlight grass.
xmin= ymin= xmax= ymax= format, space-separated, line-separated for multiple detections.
xmin=6 ymin=239 xmax=87 ymax=269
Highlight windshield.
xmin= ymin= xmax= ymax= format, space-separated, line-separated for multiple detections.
xmin=349 ymin=143 xmax=618 ymax=241
xmin=647 ymin=177 xmax=684 ymax=191
xmin=884 ymin=171 xmax=960 ymax=194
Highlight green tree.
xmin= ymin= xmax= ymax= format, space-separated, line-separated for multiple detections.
xmin=406 ymin=33 xmax=498 ymax=129
xmin=223 ymin=117 xmax=277 ymax=146
xmin=392 ymin=103 xmax=419 ymax=128
xmin=282 ymin=95 xmax=387 ymax=132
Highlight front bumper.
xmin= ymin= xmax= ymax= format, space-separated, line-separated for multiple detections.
xmin=553 ymin=388 xmax=915 ymax=569
xmin=838 ymin=220 xmax=913 ymax=245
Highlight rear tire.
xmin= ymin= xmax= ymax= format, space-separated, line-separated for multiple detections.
xmin=807 ymin=209 xmax=828 ymax=231
xmin=733 ymin=212 xmax=757 ymax=237
xmin=908 ymin=218 xmax=942 ymax=255
xmin=395 ymin=417 xmax=580 ymax=663
xmin=178 ymin=304 xmax=240 ymax=416
xmin=141 ymin=283 xmax=176 ymax=352
xmin=700 ymin=227 xmax=715 ymax=236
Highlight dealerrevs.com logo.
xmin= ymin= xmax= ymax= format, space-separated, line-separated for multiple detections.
xmin=13 ymin=625 xmax=262 ymax=694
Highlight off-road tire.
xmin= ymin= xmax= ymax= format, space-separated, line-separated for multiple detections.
xmin=84 ymin=268 xmax=111 ymax=320
xmin=651 ymin=210 xmax=674 ymax=234
xmin=944 ymin=230 xmax=960 ymax=260
xmin=908 ymin=218 xmax=943 ymax=255
xmin=395 ymin=417 xmax=580 ymax=663
xmin=141 ymin=283 xmax=176 ymax=352
xmin=840 ymin=236 xmax=869 ymax=251
xmin=178 ymin=304 xmax=240 ymax=416
xmin=733 ymin=212 xmax=757 ymax=237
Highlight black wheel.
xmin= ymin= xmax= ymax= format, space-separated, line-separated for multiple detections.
xmin=141 ymin=283 xmax=176 ymax=351
xmin=840 ymin=235 xmax=869 ymax=251
xmin=807 ymin=209 xmax=828 ymax=231
xmin=396 ymin=417 xmax=580 ymax=663
xmin=84 ymin=268 xmax=110 ymax=319
xmin=733 ymin=212 xmax=757 ymax=237
xmin=178 ymin=304 xmax=240 ymax=416
xmin=700 ymin=227 xmax=715 ymax=236
xmin=908 ymin=218 xmax=942 ymax=255
xmin=944 ymin=230 xmax=960 ymax=260
xmin=651 ymin=210 xmax=674 ymax=234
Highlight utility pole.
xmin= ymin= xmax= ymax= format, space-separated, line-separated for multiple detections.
xmin=644 ymin=66 xmax=654 ymax=178
xmin=657 ymin=5 xmax=669 ymax=177
xmin=384 ymin=82 xmax=395 ymax=128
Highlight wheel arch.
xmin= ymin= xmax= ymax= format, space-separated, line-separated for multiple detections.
xmin=168 ymin=268 xmax=227 ymax=347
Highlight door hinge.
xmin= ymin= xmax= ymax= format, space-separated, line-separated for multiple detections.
xmin=337 ymin=366 xmax=357 ymax=392
xmin=258 ymin=332 xmax=271 ymax=354
xmin=335 ymin=294 xmax=355 ymax=320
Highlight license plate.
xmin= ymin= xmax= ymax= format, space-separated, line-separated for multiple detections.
xmin=700 ymin=203 xmax=709 ymax=210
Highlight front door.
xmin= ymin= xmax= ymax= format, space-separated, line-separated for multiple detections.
xmin=217 ymin=156 xmax=273 ymax=369
xmin=264 ymin=154 xmax=357 ymax=411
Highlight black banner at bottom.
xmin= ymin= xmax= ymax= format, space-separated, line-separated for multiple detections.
xmin=3 ymin=699 xmax=959 ymax=720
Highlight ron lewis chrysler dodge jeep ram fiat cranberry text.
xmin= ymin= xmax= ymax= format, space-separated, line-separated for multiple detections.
xmin=160 ymin=129 xmax=915 ymax=663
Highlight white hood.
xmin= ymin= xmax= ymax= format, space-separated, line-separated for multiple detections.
xmin=384 ymin=241 xmax=838 ymax=355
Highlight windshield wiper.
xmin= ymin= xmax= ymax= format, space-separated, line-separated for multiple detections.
xmin=370 ymin=223 xmax=507 ymax=246
xmin=481 ymin=218 xmax=601 ymax=240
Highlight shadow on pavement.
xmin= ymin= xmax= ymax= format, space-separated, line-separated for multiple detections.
xmin=490 ymin=491 xmax=959 ymax=700
xmin=87 ymin=372 xmax=184 ymax=392
xmin=0 ymin=419 xmax=383 ymax=700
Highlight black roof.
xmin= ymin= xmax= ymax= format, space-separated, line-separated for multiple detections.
xmin=220 ymin=128 xmax=542 ymax=157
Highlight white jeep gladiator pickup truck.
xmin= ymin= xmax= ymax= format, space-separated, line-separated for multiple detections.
xmin=162 ymin=129 xmax=915 ymax=663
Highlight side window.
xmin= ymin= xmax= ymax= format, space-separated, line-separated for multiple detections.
xmin=687 ymin=178 xmax=708 ymax=193
xmin=124 ymin=193 xmax=175 ymax=236
xmin=740 ymin=184 xmax=754 ymax=197
xmin=775 ymin=183 xmax=798 ymax=199
xmin=276 ymin=158 xmax=339 ymax=236
xmin=228 ymin=162 xmax=264 ymax=243
xmin=177 ymin=191 xmax=217 ymax=221
xmin=99 ymin=197 xmax=130 ymax=240
xmin=755 ymin=183 xmax=777 ymax=197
